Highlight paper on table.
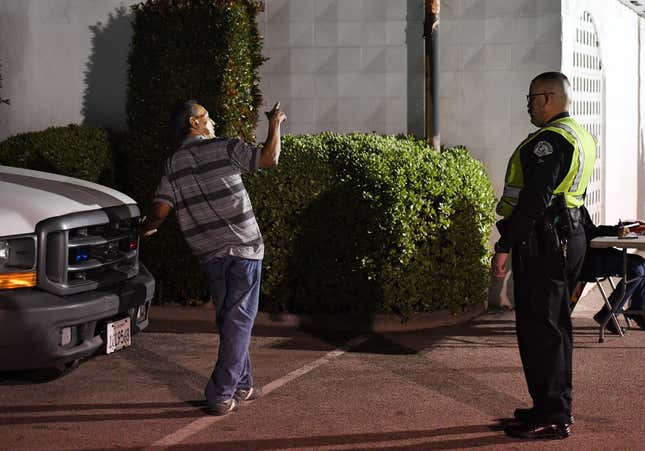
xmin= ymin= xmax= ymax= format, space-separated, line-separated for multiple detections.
xmin=621 ymin=222 xmax=641 ymax=229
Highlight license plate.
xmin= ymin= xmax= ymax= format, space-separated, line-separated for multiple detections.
xmin=106 ymin=317 xmax=131 ymax=354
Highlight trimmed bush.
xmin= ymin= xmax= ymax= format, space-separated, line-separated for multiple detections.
xmin=127 ymin=0 xmax=264 ymax=143
xmin=0 ymin=124 xmax=111 ymax=183
xmin=243 ymin=133 xmax=496 ymax=319
xmin=122 ymin=0 xmax=266 ymax=303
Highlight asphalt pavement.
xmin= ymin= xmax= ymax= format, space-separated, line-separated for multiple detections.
xmin=1 ymin=287 xmax=644 ymax=450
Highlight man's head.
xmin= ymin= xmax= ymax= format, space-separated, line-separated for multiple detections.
xmin=527 ymin=72 xmax=572 ymax=127
xmin=170 ymin=100 xmax=215 ymax=144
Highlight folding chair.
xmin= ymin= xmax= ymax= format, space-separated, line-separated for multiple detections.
xmin=591 ymin=275 xmax=631 ymax=336
xmin=569 ymin=276 xmax=627 ymax=337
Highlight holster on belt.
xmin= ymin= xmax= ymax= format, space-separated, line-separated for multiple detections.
xmin=548 ymin=196 xmax=582 ymax=236
xmin=536 ymin=220 xmax=561 ymax=255
xmin=562 ymin=199 xmax=582 ymax=231
xmin=536 ymin=196 xmax=581 ymax=255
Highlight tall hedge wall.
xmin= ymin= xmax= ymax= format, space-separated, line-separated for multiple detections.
xmin=122 ymin=0 xmax=265 ymax=302
xmin=243 ymin=133 xmax=496 ymax=319
xmin=0 ymin=125 xmax=111 ymax=183
xmin=127 ymin=0 xmax=264 ymax=142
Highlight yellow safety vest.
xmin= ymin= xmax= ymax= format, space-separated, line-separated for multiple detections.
xmin=496 ymin=116 xmax=597 ymax=218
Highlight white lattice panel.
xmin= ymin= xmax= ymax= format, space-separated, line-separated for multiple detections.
xmin=570 ymin=11 xmax=604 ymax=225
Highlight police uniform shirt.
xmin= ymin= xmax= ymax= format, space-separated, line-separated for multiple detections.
xmin=496 ymin=112 xmax=574 ymax=253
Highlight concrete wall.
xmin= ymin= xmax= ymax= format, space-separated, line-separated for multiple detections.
xmin=0 ymin=0 xmax=426 ymax=144
xmin=562 ymin=0 xmax=641 ymax=223
xmin=254 ymin=0 xmax=425 ymax=141
xmin=439 ymin=0 xmax=562 ymax=208
xmin=0 ymin=0 xmax=138 ymax=140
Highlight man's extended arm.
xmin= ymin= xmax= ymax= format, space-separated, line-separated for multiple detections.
xmin=259 ymin=105 xmax=287 ymax=168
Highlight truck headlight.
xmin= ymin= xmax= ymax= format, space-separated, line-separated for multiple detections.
xmin=0 ymin=235 xmax=37 ymax=289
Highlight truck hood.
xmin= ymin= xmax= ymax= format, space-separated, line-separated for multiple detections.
xmin=0 ymin=165 xmax=138 ymax=237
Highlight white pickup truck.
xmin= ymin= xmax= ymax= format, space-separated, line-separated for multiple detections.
xmin=0 ymin=165 xmax=155 ymax=371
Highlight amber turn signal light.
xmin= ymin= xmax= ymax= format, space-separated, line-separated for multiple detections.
xmin=0 ymin=271 xmax=37 ymax=289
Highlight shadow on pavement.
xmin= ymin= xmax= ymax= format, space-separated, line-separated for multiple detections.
xmin=0 ymin=367 xmax=69 ymax=385
xmin=0 ymin=404 xmax=205 ymax=426
xmin=81 ymin=424 xmax=515 ymax=450
xmin=146 ymin=317 xmax=313 ymax=338
xmin=346 ymin=319 xmax=518 ymax=355
xmin=147 ymin=310 xmax=519 ymax=355
xmin=0 ymin=400 xmax=205 ymax=413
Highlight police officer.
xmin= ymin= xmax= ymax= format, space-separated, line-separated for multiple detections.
xmin=492 ymin=72 xmax=596 ymax=440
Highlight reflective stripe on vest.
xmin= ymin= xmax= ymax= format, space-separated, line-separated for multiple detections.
xmin=502 ymin=186 xmax=522 ymax=198
xmin=549 ymin=121 xmax=585 ymax=192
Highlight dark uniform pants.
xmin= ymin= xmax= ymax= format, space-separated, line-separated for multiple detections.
xmin=512 ymin=224 xmax=586 ymax=424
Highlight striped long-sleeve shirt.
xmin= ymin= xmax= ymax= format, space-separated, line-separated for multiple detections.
xmin=153 ymin=136 xmax=264 ymax=262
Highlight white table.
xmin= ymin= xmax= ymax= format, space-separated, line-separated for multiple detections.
xmin=590 ymin=236 xmax=645 ymax=342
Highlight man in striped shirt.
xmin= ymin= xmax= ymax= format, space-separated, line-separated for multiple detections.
xmin=141 ymin=100 xmax=286 ymax=416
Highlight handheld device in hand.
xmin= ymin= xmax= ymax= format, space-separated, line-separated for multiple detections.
xmin=143 ymin=228 xmax=158 ymax=238
xmin=266 ymin=101 xmax=282 ymax=120
xmin=139 ymin=216 xmax=157 ymax=239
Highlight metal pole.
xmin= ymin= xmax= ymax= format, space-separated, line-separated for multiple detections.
xmin=424 ymin=0 xmax=440 ymax=151
xmin=638 ymin=20 xmax=644 ymax=219
xmin=0 ymin=59 xmax=10 ymax=106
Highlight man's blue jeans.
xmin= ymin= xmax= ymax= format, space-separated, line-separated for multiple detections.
xmin=202 ymin=256 xmax=261 ymax=406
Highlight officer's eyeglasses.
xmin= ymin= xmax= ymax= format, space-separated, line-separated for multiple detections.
xmin=526 ymin=92 xmax=556 ymax=102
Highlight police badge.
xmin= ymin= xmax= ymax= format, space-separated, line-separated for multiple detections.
xmin=533 ymin=140 xmax=554 ymax=157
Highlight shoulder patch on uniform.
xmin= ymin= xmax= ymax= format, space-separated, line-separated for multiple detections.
xmin=533 ymin=140 xmax=554 ymax=157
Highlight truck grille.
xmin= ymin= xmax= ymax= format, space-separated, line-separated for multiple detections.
xmin=37 ymin=205 xmax=140 ymax=296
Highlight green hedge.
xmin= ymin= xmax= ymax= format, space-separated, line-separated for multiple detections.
xmin=244 ymin=133 xmax=496 ymax=319
xmin=0 ymin=124 xmax=111 ymax=183
xmin=127 ymin=0 xmax=264 ymax=143
xmin=122 ymin=0 xmax=265 ymax=303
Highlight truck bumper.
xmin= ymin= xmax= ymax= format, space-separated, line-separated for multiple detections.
xmin=0 ymin=264 xmax=155 ymax=371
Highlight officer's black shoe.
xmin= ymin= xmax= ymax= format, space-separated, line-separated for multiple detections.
xmin=504 ymin=422 xmax=570 ymax=440
xmin=514 ymin=407 xmax=574 ymax=425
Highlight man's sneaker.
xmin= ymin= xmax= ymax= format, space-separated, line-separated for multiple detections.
xmin=209 ymin=397 xmax=239 ymax=416
xmin=235 ymin=386 xmax=262 ymax=402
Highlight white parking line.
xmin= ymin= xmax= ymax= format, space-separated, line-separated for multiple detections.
xmin=144 ymin=334 xmax=372 ymax=450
